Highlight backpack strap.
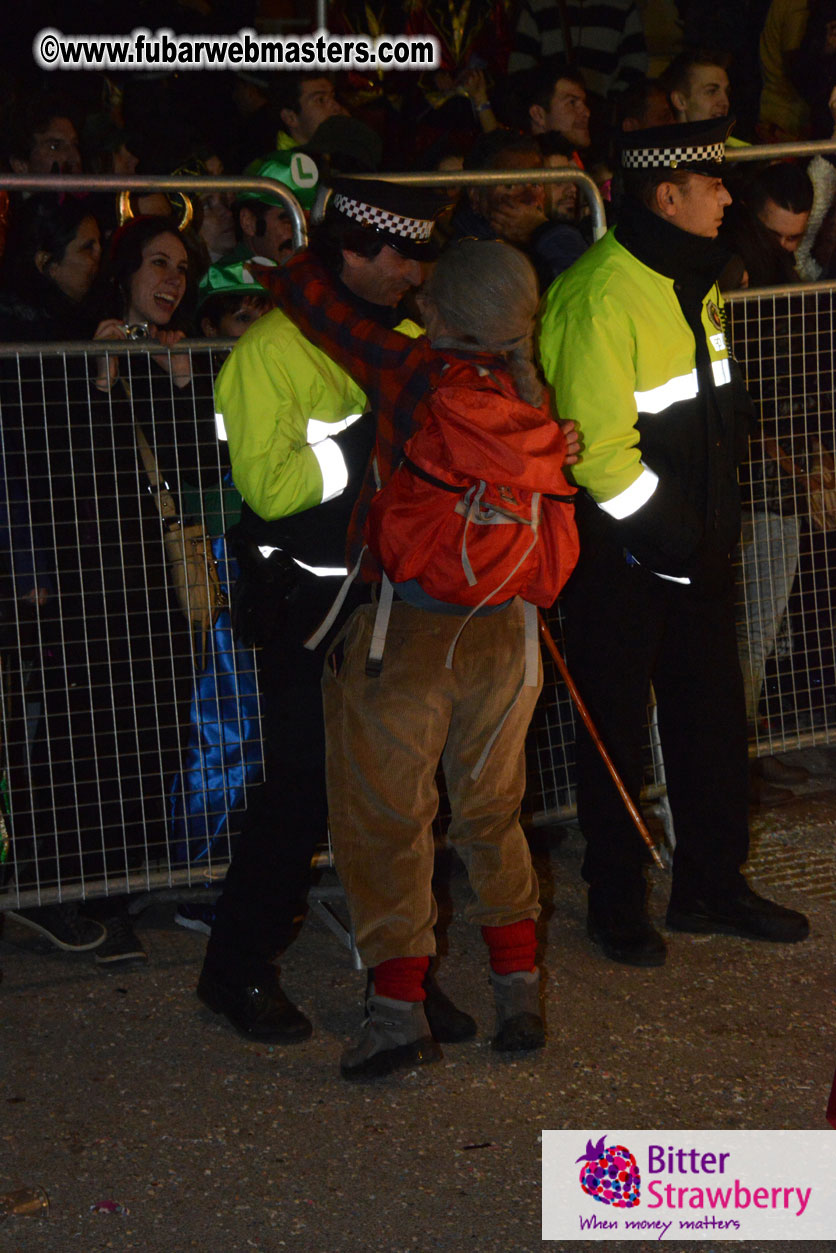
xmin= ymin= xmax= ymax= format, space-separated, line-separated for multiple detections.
xmin=459 ymin=481 xmax=484 ymax=587
xmin=303 ymin=547 xmax=366 ymax=651
xmin=402 ymin=453 xmax=461 ymax=493
xmin=365 ymin=570 xmax=395 ymax=676
xmin=444 ymin=493 xmax=542 ymax=671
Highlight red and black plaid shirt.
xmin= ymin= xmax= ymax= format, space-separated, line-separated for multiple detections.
xmin=255 ymin=252 xmax=451 ymax=576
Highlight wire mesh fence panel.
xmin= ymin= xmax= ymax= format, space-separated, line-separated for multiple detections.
xmin=726 ymin=286 xmax=836 ymax=755
xmin=0 ymin=342 xmax=262 ymax=909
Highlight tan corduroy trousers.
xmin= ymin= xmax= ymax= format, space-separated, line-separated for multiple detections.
xmin=322 ymin=597 xmax=542 ymax=967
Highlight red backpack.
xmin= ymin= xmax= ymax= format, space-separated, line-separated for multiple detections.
xmin=365 ymin=358 xmax=579 ymax=609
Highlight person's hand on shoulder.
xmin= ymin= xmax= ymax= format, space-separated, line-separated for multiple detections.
xmin=559 ymin=418 xmax=581 ymax=466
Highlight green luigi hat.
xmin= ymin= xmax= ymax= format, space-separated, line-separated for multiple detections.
xmin=239 ymin=150 xmax=321 ymax=210
xmin=197 ymin=258 xmax=271 ymax=309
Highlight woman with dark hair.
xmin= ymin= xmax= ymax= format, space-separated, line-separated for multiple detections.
xmin=98 ymin=218 xmax=244 ymax=888
xmin=95 ymin=213 xmax=198 ymax=375
xmin=94 ymin=215 xmax=219 ymax=547
xmin=0 ymin=193 xmax=104 ymax=340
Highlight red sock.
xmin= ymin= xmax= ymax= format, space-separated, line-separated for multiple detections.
xmin=372 ymin=956 xmax=430 ymax=1002
xmin=482 ymin=920 xmax=537 ymax=975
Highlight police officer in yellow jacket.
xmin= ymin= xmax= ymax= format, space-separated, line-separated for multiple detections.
xmin=197 ymin=180 xmax=475 ymax=1042
xmin=539 ymin=118 xmax=809 ymax=965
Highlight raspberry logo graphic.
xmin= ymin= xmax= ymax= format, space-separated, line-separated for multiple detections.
xmin=576 ymin=1135 xmax=641 ymax=1208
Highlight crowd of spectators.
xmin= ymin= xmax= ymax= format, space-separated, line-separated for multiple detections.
xmin=0 ymin=0 xmax=834 ymax=980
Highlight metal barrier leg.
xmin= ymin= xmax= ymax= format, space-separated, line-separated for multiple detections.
xmin=647 ymin=692 xmax=675 ymax=866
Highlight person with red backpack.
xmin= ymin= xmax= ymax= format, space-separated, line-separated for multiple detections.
xmin=260 ymin=217 xmax=579 ymax=1079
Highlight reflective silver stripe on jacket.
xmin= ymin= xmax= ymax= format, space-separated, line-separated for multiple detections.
xmin=307 ymin=412 xmax=364 ymax=504
xmin=257 ymin=546 xmax=348 ymax=578
xmin=599 ymin=463 xmax=659 ymax=520
xmin=634 ymin=359 xmax=731 ymax=415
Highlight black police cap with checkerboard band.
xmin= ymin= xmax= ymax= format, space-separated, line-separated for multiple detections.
xmin=327 ymin=177 xmax=448 ymax=260
xmin=619 ymin=116 xmax=736 ymax=178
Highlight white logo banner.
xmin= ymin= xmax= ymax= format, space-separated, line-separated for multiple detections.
xmin=543 ymin=1129 xmax=835 ymax=1241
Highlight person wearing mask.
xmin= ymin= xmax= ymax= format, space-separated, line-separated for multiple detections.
xmin=259 ymin=233 xmax=580 ymax=1079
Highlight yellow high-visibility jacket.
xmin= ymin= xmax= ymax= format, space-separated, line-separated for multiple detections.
xmin=539 ymin=225 xmax=752 ymax=584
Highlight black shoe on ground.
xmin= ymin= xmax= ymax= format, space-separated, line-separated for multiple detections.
xmin=423 ymin=976 xmax=477 ymax=1043
xmin=586 ymin=905 xmax=667 ymax=967
xmin=197 ymin=964 xmax=313 ymax=1043
xmin=666 ymin=883 xmax=809 ymax=943
xmin=6 ymin=904 xmax=106 ymax=952
xmin=95 ymin=915 xmax=148 ymax=966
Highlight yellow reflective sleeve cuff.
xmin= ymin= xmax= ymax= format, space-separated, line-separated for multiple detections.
xmin=599 ymin=464 xmax=659 ymax=520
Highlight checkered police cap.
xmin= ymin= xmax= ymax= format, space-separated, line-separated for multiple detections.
xmin=622 ymin=139 xmax=726 ymax=170
xmin=327 ymin=177 xmax=447 ymax=259
xmin=619 ymin=116 xmax=735 ymax=177
xmin=331 ymin=194 xmax=435 ymax=242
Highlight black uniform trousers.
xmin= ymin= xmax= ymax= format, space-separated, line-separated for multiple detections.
xmin=563 ymin=518 xmax=750 ymax=912
xmin=205 ymin=573 xmax=341 ymax=982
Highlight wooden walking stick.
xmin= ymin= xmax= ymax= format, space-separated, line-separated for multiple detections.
xmin=537 ymin=611 xmax=665 ymax=870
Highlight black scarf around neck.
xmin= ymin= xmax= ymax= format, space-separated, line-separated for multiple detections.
xmin=614 ymin=196 xmax=732 ymax=302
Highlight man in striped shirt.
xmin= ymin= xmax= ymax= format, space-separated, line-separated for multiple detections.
xmin=509 ymin=0 xmax=648 ymax=99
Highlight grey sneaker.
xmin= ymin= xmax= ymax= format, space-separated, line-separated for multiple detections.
xmin=6 ymin=904 xmax=106 ymax=952
xmin=174 ymin=901 xmax=216 ymax=935
xmin=490 ymin=968 xmax=545 ymax=1052
xmin=341 ymin=994 xmax=442 ymax=1081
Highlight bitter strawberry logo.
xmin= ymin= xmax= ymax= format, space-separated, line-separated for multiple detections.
xmin=577 ymin=1135 xmax=641 ymax=1208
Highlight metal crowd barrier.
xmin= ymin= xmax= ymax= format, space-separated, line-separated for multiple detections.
xmin=0 ymin=340 xmax=251 ymax=909
xmin=0 ymin=161 xmax=833 ymax=912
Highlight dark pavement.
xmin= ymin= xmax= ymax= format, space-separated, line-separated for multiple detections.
xmin=0 ymin=747 xmax=833 ymax=1253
